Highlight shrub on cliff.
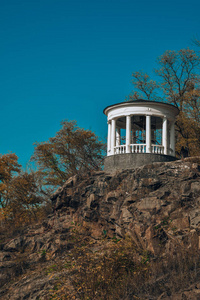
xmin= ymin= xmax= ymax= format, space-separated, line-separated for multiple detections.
xmin=0 ymin=154 xmax=49 ymax=233
xmin=31 ymin=120 xmax=105 ymax=189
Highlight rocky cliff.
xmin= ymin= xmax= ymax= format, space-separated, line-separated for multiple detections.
xmin=1 ymin=158 xmax=200 ymax=299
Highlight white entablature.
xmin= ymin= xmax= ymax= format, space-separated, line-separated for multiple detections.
xmin=103 ymin=100 xmax=179 ymax=157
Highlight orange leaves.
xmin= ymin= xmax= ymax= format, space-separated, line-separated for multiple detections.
xmin=176 ymin=111 xmax=200 ymax=156
xmin=31 ymin=120 xmax=105 ymax=188
xmin=128 ymin=48 xmax=200 ymax=157
xmin=0 ymin=153 xmax=49 ymax=231
xmin=9 ymin=172 xmax=43 ymax=207
xmin=0 ymin=120 xmax=105 ymax=233
xmin=0 ymin=153 xmax=21 ymax=182
xmin=0 ymin=153 xmax=21 ymax=208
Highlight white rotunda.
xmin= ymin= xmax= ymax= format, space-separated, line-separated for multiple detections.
xmin=103 ymin=100 xmax=179 ymax=172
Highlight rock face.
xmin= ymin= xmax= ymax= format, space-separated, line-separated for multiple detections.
xmin=52 ymin=158 xmax=200 ymax=242
xmin=1 ymin=157 xmax=200 ymax=299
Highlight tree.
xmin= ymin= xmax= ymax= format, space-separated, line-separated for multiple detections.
xmin=9 ymin=172 xmax=44 ymax=208
xmin=5 ymin=171 xmax=47 ymax=226
xmin=31 ymin=120 xmax=105 ymax=189
xmin=0 ymin=154 xmax=49 ymax=230
xmin=192 ymin=37 xmax=200 ymax=47
xmin=128 ymin=48 xmax=200 ymax=156
xmin=129 ymin=71 xmax=160 ymax=101
xmin=0 ymin=153 xmax=21 ymax=208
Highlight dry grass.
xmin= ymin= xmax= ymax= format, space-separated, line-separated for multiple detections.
xmin=46 ymin=224 xmax=200 ymax=300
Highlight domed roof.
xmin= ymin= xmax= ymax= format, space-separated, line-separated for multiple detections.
xmin=103 ymin=99 xmax=179 ymax=116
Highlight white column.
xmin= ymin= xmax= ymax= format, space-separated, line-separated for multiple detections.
xmin=116 ymin=127 xmax=121 ymax=154
xmin=116 ymin=127 xmax=121 ymax=146
xmin=167 ymin=127 xmax=170 ymax=152
xmin=111 ymin=119 xmax=116 ymax=155
xmin=162 ymin=117 xmax=168 ymax=155
xmin=170 ymin=121 xmax=175 ymax=156
xmin=146 ymin=115 xmax=151 ymax=153
xmin=107 ymin=121 xmax=111 ymax=156
xmin=126 ymin=115 xmax=131 ymax=153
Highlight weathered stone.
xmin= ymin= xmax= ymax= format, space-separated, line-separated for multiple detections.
xmin=1 ymin=158 xmax=200 ymax=299
xmin=171 ymin=217 xmax=190 ymax=231
xmin=0 ymin=252 xmax=12 ymax=262
xmin=106 ymin=191 xmax=120 ymax=202
xmin=189 ymin=209 xmax=200 ymax=228
xmin=87 ymin=193 xmax=98 ymax=208
xmin=191 ymin=181 xmax=200 ymax=194
xmin=145 ymin=226 xmax=156 ymax=253
xmin=122 ymin=196 xmax=137 ymax=206
xmin=4 ymin=237 xmax=24 ymax=252
xmin=63 ymin=174 xmax=78 ymax=188
xmin=104 ymin=153 xmax=177 ymax=173
xmin=121 ymin=208 xmax=133 ymax=223
xmin=136 ymin=197 xmax=162 ymax=211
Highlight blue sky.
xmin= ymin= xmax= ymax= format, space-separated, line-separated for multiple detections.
xmin=0 ymin=0 xmax=200 ymax=167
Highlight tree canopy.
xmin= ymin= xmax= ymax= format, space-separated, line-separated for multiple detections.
xmin=0 ymin=153 xmax=47 ymax=231
xmin=0 ymin=121 xmax=105 ymax=232
xmin=0 ymin=153 xmax=21 ymax=209
xmin=128 ymin=48 xmax=200 ymax=156
xmin=31 ymin=120 xmax=105 ymax=188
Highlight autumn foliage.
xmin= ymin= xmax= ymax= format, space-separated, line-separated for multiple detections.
xmin=0 ymin=121 xmax=105 ymax=233
xmin=31 ymin=120 xmax=105 ymax=188
xmin=128 ymin=48 xmax=200 ymax=157
xmin=0 ymin=154 xmax=21 ymax=208
xmin=0 ymin=154 xmax=49 ymax=233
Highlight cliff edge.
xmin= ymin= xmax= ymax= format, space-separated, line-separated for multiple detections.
xmin=1 ymin=158 xmax=200 ymax=299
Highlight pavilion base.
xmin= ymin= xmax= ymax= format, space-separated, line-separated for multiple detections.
xmin=104 ymin=153 xmax=177 ymax=173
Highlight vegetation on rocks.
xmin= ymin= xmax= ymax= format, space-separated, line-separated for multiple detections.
xmin=2 ymin=47 xmax=200 ymax=299
xmin=31 ymin=120 xmax=105 ymax=188
xmin=1 ymin=158 xmax=200 ymax=299
xmin=0 ymin=154 xmax=49 ymax=233
xmin=0 ymin=121 xmax=105 ymax=234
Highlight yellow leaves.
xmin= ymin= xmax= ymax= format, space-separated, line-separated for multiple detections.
xmin=0 ymin=169 xmax=48 ymax=232
xmin=0 ymin=153 xmax=23 ymax=212
xmin=176 ymin=111 xmax=200 ymax=156
xmin=128 ymin=48 xmax=200 ymax=157
xmin=31 ymin=120 xmax=105 ymax=188
xmin=0 ymin=153 xmax=21 ymax=181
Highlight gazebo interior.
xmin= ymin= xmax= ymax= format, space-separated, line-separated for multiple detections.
xmin=115 ymin=115 xmax=163 ymax=153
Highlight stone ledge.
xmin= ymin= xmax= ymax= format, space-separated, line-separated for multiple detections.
xmin=104 ymin=153 xmax=177 ymax=173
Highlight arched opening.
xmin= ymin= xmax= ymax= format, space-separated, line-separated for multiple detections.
xmin=114 ymin=115 xmax=164 ymax=154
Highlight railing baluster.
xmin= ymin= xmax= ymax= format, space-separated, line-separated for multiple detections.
xmin=114 ymin=144 xmax=166 ymax=156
